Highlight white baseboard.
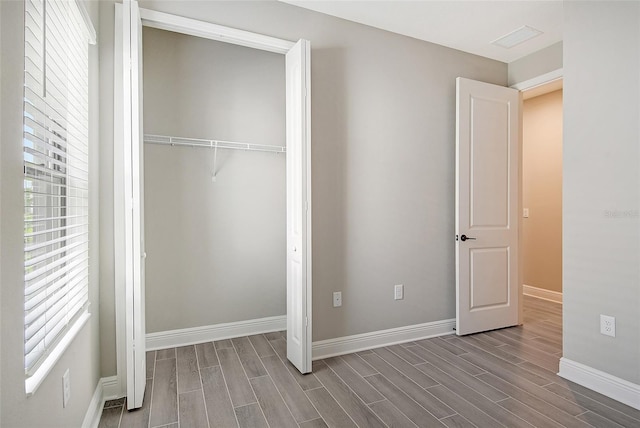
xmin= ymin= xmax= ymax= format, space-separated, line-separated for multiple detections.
xmin=82 ymin=376 xmax=120 ymax=428
xmin=523 ymin=284 xmax=563 ymax=303
xmin=101 ymin=375 xmax=122 ymax=401
xmin=82 ymin=379 xmax=105 ymax=428
xmin=559 ymin=358 xmax=640 ymax=410
xmin=312 ymin=318 xmax=456 ymax=360
xmin=146 ymin=315 xmax=287 ymax=350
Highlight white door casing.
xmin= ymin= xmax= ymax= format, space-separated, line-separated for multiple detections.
xmin=116 ymin=0 xmax=146 ymax=409
xmin=455 ymin=77 xmax=521 ymax=336
xmin=286 ymin=39 xmax=312 ymax=374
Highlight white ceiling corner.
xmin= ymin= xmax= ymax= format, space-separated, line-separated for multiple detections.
xmin=279 ymin=0 xmax=563 ymax=63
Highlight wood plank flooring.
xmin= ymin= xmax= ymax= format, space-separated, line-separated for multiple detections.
xmin=99 ymin=297 xmax=640 ymax=427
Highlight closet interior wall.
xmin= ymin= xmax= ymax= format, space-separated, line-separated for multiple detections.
xmin=142 ymin=27 xmax=286 ymax=333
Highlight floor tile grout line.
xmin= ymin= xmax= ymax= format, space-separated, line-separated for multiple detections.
xmin=147 ymin=350 xmax=158 ymax=428
xmin=339 ymin=353 xmax=380 ymax=376
xmin=450 ymin=338 xmax=553 ymax=385
xmin=322 ymin=358 xmax=394 ymax=428
xmin=358 ymin=356 xmax=447 ymax=426
xmin=230 ymin=337 xmax=264 ymax=409
xmin=412 ymin=358 xmax=534 ymax=425
xmin=193 ymin=344 xmax=212 ymax=428
xmin=246 ymin=335 xmax=303 ymax=426
xmin=496 ymin=395 xmax=568 ymax=428
xmin=213 ymin=340 xmax=242 ymax=428
xmin=438 ymin=413 xmax=480 ymax=428
xmin=486 ymin=331 xmax=561 ymax=358
xmin=116 ymin=401 xmax=124 ymax=428
xmin=324 ymin=356 xmax=386 ymax=406
xmin=544 ymin=380 xmax=640 ymax=424
xmin=430 ymin=382 xmax=511 ymax=428
xmin=476 ymin=367 xmax=593 ymax=423
xmin=449 ymin=336 xmax=528 ymax=367
xmin=370 ymin=347 xmax=438 ymax=393
xmin=307 ymin=359 xmax=365 ymax=428
xmin=175 ymin=352 xmax=180 ymax=428
xmin=245 ymin=364 xmax=273 ymax=427
xmin=415 ymin=339 xmax=481 ymax=372
xmin=261 ymin=330 xmax=330 ymax=425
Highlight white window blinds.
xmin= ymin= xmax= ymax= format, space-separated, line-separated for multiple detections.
xmin=23 ymin=0 xmax=90 ymax=376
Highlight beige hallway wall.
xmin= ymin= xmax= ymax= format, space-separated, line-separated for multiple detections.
xmin=523 ymin=89 xmax=563 ymax=293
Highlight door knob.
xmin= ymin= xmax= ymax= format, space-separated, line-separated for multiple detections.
xmin=460 ymin=234 xmax=476 ymax=242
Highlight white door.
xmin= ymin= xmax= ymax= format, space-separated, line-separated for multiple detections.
xmin=285 ymin=39 xmax=312 ymax=374
xmin=455 ymin=77 xmax=520 ymax=336
xmin=122 ymin=0 xmax=146 ymax=409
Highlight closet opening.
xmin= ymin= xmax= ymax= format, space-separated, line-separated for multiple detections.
xmin=142 ymin=27 xmax=288 ymax=345
xmin=114 ymin=3 xmax=311 ymax=408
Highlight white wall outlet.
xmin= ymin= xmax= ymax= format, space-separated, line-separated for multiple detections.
xmin=333 ymin=291 xmax=342 ymax=307
xmin=523 ymin=208 xmax=530 ymax=218
xmin=394 ymin=284 xmax=404 ymax=300
xmin=62 ymin=369 xmax=71 ymax=408
xmin=600 ymin=314 xmax=616 ymax=337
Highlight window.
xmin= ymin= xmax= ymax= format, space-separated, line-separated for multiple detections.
xmin=23 ymin=0 xmax=94 ymax=393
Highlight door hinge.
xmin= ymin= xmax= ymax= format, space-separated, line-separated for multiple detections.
xmin=305 ymin=317 xmax=308 ymax=327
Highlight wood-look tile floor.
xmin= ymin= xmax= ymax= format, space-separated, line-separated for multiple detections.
xmin=99 ymin=297 xmax=640 ymax=427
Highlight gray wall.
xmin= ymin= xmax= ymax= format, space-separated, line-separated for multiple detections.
xmin=508 ymin=41 xmax=563 ymax=86
xmin=143 ymin=28 xmax=286 ymax=332
xmin=563 ymin=1 xmax=640 ymax=384
xmin=0 ymin=1 xmax=102 ymax=426
xmin=99 ymin=0 xmax=506 ymax=375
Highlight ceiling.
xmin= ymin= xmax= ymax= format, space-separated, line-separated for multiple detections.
xmin=280 ymin=1 xmax=563 ymax=63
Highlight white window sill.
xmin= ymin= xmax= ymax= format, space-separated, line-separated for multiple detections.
xmin=25 ymin=310 xmax=92 ymax=396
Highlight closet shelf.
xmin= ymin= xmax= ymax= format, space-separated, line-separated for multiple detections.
xmin=144 ymin=134 xmax=286 ymax=153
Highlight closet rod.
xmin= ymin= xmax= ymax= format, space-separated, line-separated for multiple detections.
xmin=144 ymin=134 xmax=286 ymax=153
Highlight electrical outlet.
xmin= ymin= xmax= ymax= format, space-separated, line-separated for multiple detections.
xmin=394 ymin=284 xmax=404 ymax=300
xmin=600 ymin=315 xmax=616 ymax=337
xmin=333 ymin=291 xmax=342 ymax=307
xmin=62 ymin=369 xmax=71 ymax=408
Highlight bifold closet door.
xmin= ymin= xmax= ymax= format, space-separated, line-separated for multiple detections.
xmin=116 ymin=0 xmax=146 ymax=410
xmin=286 ymin=39 xmax=312 ymax=374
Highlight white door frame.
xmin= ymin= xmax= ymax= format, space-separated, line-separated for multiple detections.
xmin=114 ymin=8 xmax=313 ymax=396
xmin=510 ymin=68 xmax=563 ymax=325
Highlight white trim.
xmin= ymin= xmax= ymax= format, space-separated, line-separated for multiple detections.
xmin=74 ymin=0 xmax=97 ymax=45
xmin=139 ymin=8 xmax=295 ymax=54
xmin=101 ymin=376 xmax=122 ymax=401
xmin=25 ymin=311 xmax=91 ymax=395
xmin=146 ymin=316 xmax=287 ymax=351
xmin=82 ymin=379 xmax=104 ymax=428
xmin=312 ymin=319 xmax=456 ymax=360
xmin=81 ymin=376 xmax=121 ymax=428
xmin=510 ymin=68 xmax=563 ymax=91
xmin=523 ymin=284 xmax=563 ymax=303
xmin=559 ymin=358 xmax=640 ymax=410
